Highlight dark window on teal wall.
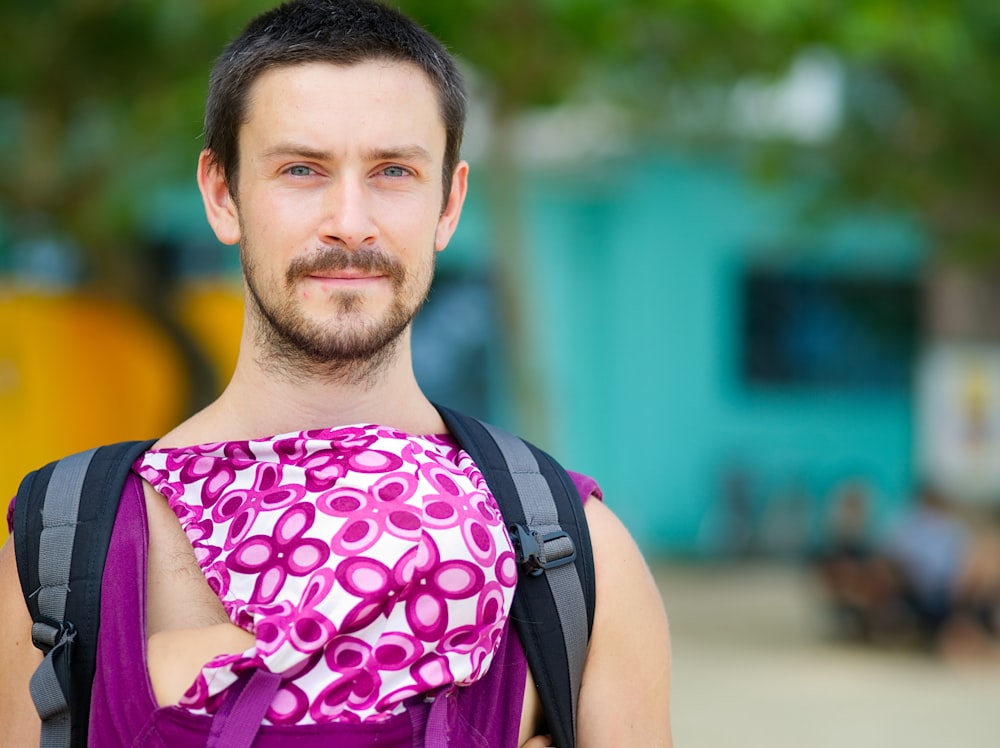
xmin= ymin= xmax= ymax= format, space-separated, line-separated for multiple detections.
xmin=412 ymin=269 xmax=500 ymax=419
xmin=742 ymin=269 xmax=919 ymax=390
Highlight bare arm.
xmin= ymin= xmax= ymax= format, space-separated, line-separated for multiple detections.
xmin=576 ymin=498 xmax=673 ymax=747
xmin=0 ymin=537 xmax=43 ymax=745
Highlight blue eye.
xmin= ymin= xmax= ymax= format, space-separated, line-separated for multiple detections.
xmin=288 ymin=165 xmax=314 ymax=177
xmin=382 ymin=165 xmax=407 ymax=177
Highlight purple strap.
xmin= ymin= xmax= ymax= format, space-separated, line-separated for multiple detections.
xmin=424 ymin=687 xmax=455 ymax=747
xmin=207 ymin=669 xmax=282 ymax=748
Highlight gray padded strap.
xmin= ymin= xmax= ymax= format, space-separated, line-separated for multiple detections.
xmin=480 ymin=423 xmax=556 ymax=524
xmin=31 ymin=448 xmax=98 ymax=748
xmin=36 ymin=449 xmax=97 ymax=623
xmin=479 ymin=422 xmax=588 ymax=737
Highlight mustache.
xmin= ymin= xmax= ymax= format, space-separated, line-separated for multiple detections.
xmin=286 ymin=246 xmax=405 ymax=285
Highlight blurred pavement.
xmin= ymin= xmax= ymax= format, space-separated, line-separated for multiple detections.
xmin=653 ymin=561 xmax=1000 ymax=747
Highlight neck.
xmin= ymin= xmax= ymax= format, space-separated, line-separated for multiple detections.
xmin=161 ymin=330 xmax=444 ymax=448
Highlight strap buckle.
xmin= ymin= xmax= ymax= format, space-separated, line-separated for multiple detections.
xmin=31 ymin=617 xmax=76 ymax=654
xmin=510 ymin=524 xmax=577 ymax=577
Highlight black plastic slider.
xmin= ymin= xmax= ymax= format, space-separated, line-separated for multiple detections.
xmin=510 ymin=524 xmax=577 ymax=577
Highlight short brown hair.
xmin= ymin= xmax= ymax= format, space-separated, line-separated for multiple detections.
xmin=203 ymin=0 xmax=467 ymax=202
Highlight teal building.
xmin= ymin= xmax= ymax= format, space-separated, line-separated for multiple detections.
xmin=432 ymin=152 xmax=925 ymax=557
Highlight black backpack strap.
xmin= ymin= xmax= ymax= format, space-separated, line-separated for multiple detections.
xmin=437 ymin=406 xmax=595 ymax=748
xmin=12 ymin=440 xmax=156 ymax=748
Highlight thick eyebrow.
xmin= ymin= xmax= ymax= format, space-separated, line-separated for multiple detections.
xmin=363 ymin=145 xmax=434 ymax=164
xmin=259 ymin=143 xmax=433 ymax=164
xmin=259 ymin=143 xmax=333 ymax=162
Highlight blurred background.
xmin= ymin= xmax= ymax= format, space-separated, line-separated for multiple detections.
xmin=3 ymin=1 xmax=1000 ymax=744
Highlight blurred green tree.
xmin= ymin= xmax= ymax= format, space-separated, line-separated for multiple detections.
xmin=402 ymin=0 xmax=1000 ymax=261
xmin=0 ymin=1 xmax=274 ymax=284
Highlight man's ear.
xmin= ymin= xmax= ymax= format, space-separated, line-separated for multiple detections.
xmin=435 ymin=160 xmax=469 ymax=253
xmin=197 ymin=150 xmax=241 ymax=246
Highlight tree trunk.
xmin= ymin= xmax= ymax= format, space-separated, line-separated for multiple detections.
xmin=482 ymin=113 xmax=551 ymax=446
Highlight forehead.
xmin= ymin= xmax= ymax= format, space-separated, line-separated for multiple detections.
xmin=240 ymin=60 xmax=446 ymax=156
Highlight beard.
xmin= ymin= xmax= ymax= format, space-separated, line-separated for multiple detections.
xmin=241 ymin=242 xmax=434 ymax=385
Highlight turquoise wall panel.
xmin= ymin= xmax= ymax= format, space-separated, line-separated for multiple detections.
xmin=520 ymin=154 xmax=923 ymax=555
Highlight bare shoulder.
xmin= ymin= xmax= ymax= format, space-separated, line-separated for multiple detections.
xmin=578 ymin=498 xmax=673 ymax=747
xmin=0 ymin=538 xmax=42 ymax=744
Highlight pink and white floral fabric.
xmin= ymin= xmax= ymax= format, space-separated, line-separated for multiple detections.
xmin=134 ymin=425 xmax=517 ymax=724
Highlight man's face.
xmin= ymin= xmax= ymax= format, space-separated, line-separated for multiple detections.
xmin=202 ymin=60 xmax=467 ymax=375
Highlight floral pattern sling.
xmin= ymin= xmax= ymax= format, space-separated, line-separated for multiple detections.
xmin=134 ymin=424 xmax=517 ymax=725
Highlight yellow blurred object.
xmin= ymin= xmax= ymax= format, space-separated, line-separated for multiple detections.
xmin=0 ymin=289 xmax=190 ymax=542
xmin=174 ymin=281 xmax=245 ymax=385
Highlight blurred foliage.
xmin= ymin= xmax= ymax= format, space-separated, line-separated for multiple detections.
xmin=400 ymin=0 xmax=1000 ymax=263
xmin=0 ymin=0 xmax=273 ymax=288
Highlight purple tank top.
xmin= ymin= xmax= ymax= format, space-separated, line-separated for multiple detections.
xmin=85 ymin=470 xmax=599 ymax=747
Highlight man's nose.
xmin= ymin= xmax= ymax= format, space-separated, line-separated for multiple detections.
xmin=318 ymin=176 xmax=378 ymax=249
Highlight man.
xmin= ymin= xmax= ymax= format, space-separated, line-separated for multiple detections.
xmin=0 ymin=1 xmax=672 ymax=745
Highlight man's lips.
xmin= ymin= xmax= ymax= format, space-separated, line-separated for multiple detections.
xmin=287 ymin=246 xmax=404 ymax=288
xmin=305 ymin=271 xmax=385 ymax=282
